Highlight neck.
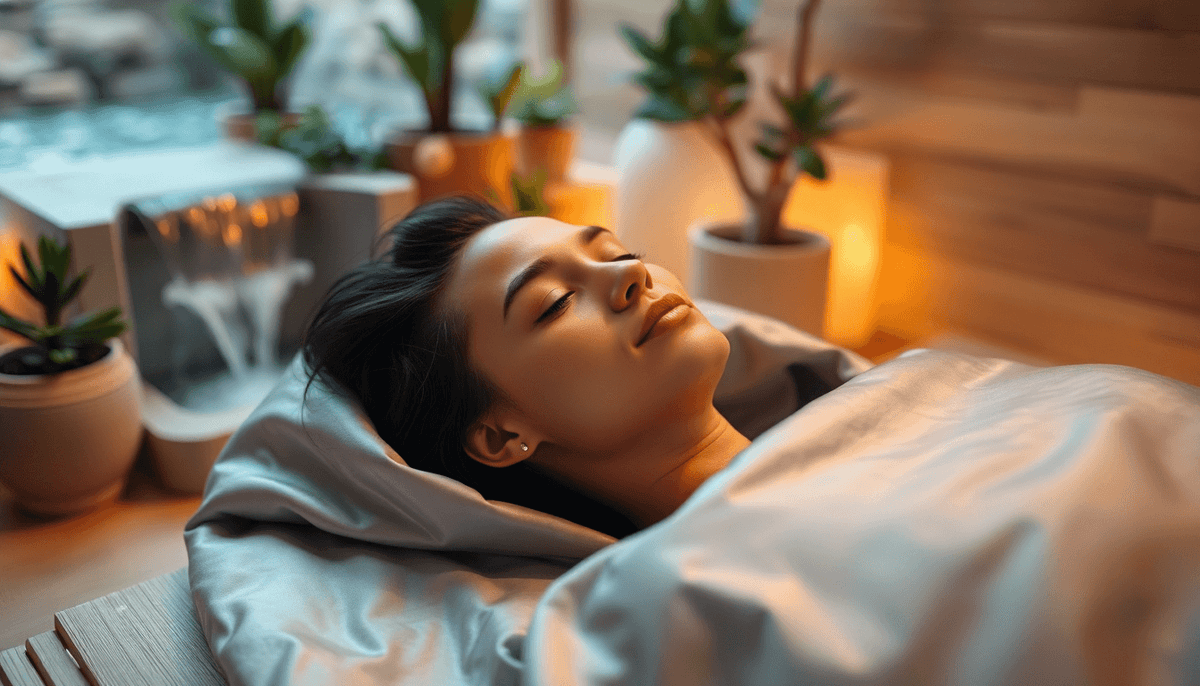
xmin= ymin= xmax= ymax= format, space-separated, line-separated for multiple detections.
xmin=532 ymin=406 xmax=750 ymax=530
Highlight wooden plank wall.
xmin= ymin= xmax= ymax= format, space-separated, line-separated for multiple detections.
xmin=756 ymin=0 xmax=1200 ymax=383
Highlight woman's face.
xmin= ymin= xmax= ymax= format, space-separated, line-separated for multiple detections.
xmin=443 ymin=216 xmax=730 ymax=453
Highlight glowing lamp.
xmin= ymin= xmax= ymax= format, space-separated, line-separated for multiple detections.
xmin=781 ymin=146 xmax=888 ymax=348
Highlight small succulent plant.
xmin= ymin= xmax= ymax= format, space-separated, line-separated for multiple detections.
xmin=171 ymin=0 xmax=310 ymax=113
xmin=510 ymin=60 xmax=578 ymax=128
xmin=378 ymin=0 xmax=483 ymax=133
xmin=622 ymin=0 xmax=852 ymax=244
xmin=256 ymin=105 xmax=388 ymax=173
xmin=0 ymin=236 xmax=127 ymax=375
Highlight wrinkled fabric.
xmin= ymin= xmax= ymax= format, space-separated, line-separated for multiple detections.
xmin=522 ymin=350 xmax=1200 ymax=686
xmin=184 ymin=301 xmax=870 ymax=686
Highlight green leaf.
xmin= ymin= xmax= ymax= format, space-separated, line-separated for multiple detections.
xmin=37 ymin=235 xmax=69 ymax=280
xmin=9 ymin=265 xmax=38 ymax=301
xmin=480 ymin=59 xmax=523 ymax=125
xmin=794 ymin=147 xmax=828 ymax=180
xmin=231 ymin=0 xmax=271 ymax=39
xmin=634 ymin=93 xmax=695 ymax=122
xmin=63 ymin=307 xmax=127 ymax=345
xmin=169 ymin=1 xmax=220 ymax=45
xmin=820 ymin=91 xmax=854 ymax=120
xmin=754 ymin=142 xmax=783 ymax=161
xmin=272 ymin=18 xmax=309 ymax=78
xmin=378 ymin=22 xmax=434 ymax=90
xmin=620 ymin=25 xmax=666 ymax=67
xmin=67 ymin=307 xmax=122 ymax=329
xmin=48 ymin=347 xmax=77 ymax=365
xmin=255 ymin=109 xmax=284 ymax=145
xmin=810 ymin=73 xmax=835 ymax=102
xmin=511 ymin=169 xmax=550 ymax=216
xmin=60 ymin=270 xmax=88 ymax=307
xmin=0 ymin=308 xmax=38 ymax=340
xmin=18 ymin=243 xmax=42 ymax=292
xmin=428 ymin=0 xmax=481 ymax=49
xmin=205 ymin=26 xmax=277 ymax=80
xmin=40 ymin=271 xmax=61 ymax=325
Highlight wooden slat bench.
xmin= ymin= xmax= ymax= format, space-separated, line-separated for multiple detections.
xmin=0 ymin=569 xmax=225 ymax=686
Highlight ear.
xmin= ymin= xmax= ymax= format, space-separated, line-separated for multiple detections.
xmin=463 ymin=414 xmax=538 ymax=468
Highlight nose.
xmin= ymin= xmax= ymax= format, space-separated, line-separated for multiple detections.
xmin=609 ymin=258 xmax=652 ymax=311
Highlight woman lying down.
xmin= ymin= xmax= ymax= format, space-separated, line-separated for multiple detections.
xmin=185 ymin=196 xmax=1200 ymax=686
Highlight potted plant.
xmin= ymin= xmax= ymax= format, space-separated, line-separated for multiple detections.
xmin=171 ymin=0 xmax=311 ymax=141
xmin=620 ymin=0 xmax=850 ymax=336
xmin=378 ymin=0 xmax=520 ymax=206
xmin=510 ymin=59 xmax=579 ymax=183
xmin=0 ymin=236 xmax=141 ymax=517
xmin=257 ymin=104 xmax=389 ymax=173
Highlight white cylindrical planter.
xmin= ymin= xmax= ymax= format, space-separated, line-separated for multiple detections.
xmin=689 ymin=221 xmax=831 ymax=338
xmin=0 ymin=339 xmax=143 ymax=516
xmin=613 ymin=120 xmax=743 ymax=284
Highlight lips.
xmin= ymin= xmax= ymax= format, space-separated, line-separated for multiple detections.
xmin=636 ymin=293 xmax=691 ymax=347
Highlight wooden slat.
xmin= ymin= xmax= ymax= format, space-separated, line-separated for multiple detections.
xmin=767 ymin=0 xmax=1200 ymax=32
xmin=23 ymin=634 xmax=84 ymax=686
xmin=804 ymin=12 xmax=1200 ymax=93
xmin=839 ymin=81 xmax=1200 ymax=197
xmin=0 ymin=645 xmax=45 ymax=686
xmin=54 ymin=569 xmax=225 ymax=686
xmin=885 ymin=154 xmax=1200 ymax=311
xmin=875 ymin=243 xmax=1200 ymax=385
xmin=1150 ymin=196 xmax=1200 ymax=253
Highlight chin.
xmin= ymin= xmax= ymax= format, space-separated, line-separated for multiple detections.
xmin=654 ymin=312 xmax=730 ymax=412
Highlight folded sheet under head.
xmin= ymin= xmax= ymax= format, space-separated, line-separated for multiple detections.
xmin=184 ymin=301 xmax=871 ymax=686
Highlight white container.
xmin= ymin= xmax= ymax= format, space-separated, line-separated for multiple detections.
xmin=141 ymin=383 xmax=254 ymax=495
xmin=613 ymin=120 xmax=743 ymax=284
xmin=689 ymin=221 xmax=831 ymax=338
xmin=0 ymin=339 xmax=142 ymax=516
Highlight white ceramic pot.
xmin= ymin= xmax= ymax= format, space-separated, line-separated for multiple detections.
xmin=0 ymin=339 xmax=143 ymax=516
xmin=613 ymin=120 xmax=744 ymax=285
xmin=688 ymin=221 xmax=831 ymax=338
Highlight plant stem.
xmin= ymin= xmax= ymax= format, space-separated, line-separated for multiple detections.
xmin=704 ymin=115 xmax=758 ymax=206
xmin=793 ymin=0 xmax=819 ymax=96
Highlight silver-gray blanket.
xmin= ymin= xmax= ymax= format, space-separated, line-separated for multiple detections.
xmin=185 ymin=302 xmax=1200 ymax=685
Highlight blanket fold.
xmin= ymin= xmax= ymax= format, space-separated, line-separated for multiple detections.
xmin=522 ymin=351 xmax=1200 ymax=686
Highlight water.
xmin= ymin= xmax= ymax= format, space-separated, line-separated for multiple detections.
xmin=132 ymin=187 xmax=313 ymax=413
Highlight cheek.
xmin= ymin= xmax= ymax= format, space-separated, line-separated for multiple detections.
xmin=509 ymin=326 xmax=639 ymax=445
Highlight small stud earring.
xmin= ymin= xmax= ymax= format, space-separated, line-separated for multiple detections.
xmin=520 ymin=442 xmax=529 ymax=452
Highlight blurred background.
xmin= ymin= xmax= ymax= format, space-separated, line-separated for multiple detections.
xmin=0 ymin=0 xmax=1196 ymax=379
xmin=0 ymin=0 xmax=1197 ymax=656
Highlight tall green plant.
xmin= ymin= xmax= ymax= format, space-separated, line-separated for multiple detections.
xmin=0 ymin=236 xmax=127 ymax=374
xmin=378 ymin=0 xmax=483 ymax=133
xmin=171 ymin=0 xmax=310 ymax=113
xmin=622 ymin=0 xmax=851 ymax=244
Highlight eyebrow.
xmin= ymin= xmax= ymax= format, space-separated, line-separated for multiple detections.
xmin=503 ymin=225 xmax=611 ymax=320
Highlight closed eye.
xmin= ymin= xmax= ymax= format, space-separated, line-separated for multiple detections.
xmin=612 ymin=252 xmax=644 ymax=262
xmin=536 ymin=292 xmax=573 ymax=323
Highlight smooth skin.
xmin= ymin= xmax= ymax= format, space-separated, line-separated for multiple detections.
xmin=443 ymin=216 xmax=750 ymax=528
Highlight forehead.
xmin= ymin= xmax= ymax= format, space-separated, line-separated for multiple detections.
xmin=447 ymin=215 xmax=579 ymax=313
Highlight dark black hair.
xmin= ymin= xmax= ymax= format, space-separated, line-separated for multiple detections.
xmin=303 ymin=195 xmax=636 ymax=538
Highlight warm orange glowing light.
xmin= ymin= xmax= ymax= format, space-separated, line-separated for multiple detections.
xmin=249 ymin=201 xmax=270 ymax=228
xmin=156 ymin=217 xmax=178 ymax=243
xmin=218 ymin=193 xmax=237 ymax=212
xmin=222 ymin=223 xmax=243 ymax=247
xmin=782 ymin=147 xmax=888 ymax=348
xmin=279 ymin=194 xmax=299 ymax=218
